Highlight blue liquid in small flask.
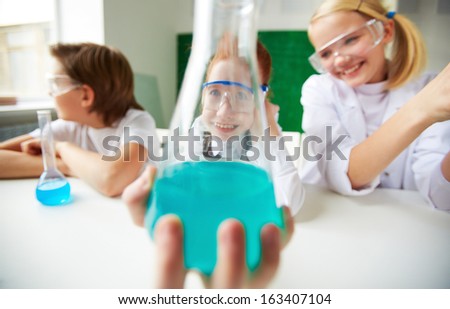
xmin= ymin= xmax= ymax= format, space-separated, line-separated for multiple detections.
xmin=35 ymin=110 xmax=71 ymax=206
xmin=145 ymin=0 xmax=284 ymax=276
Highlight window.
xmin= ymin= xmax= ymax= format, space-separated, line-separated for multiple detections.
xmin=0 ymin=0 xmax=56 ymax=99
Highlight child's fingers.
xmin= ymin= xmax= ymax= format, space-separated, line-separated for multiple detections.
xmin=122 ymin=165 xmax=156 ymax=226
xmin=20 ymin=139 xmax=42 ymax=155
xmin=154 ymin=215 xmax=187 ymax=288
xmin=248 ymin=224 xmax=281 ymax=288
xmin=204 ymin=219 xmax=247 ymax=288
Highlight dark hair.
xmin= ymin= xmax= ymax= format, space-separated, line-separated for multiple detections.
xmin=257 ymin=40 xmax=272 ymax=86
xmin=50 ymin=42 xmax=143 ymax=126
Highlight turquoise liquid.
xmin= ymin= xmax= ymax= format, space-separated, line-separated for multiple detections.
xmin=36 ymin=179 xmax=71 ymax=206
xmin=145 ymin=161 xmax=283 ymax=276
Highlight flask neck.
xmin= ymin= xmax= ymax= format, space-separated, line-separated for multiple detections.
xmin=37 ymin=111 xmax=58 ymax=172
xmin=193 ymin=0 xmax=258 ymax=58
xmin=41 ymin=139 xmax=57 ymax=172
xmin=171 ymin=0 xmax=260 ymax=135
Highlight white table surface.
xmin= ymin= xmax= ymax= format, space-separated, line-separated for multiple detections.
xmin=0 ymin=178 xmax=449 ymax=288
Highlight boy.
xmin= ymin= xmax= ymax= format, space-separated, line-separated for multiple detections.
xmin=0 ymin=43 xmax=159 ymax=197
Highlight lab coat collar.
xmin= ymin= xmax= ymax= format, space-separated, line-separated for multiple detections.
xmin=382 ymin=86 xmax=414 ymax=123
xmin=334 ymin=77 xmax=417 ymax=142
xmin=334 ymin=78 xmax=368 ymax=142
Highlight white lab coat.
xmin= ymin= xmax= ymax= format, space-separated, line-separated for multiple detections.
xmin=300 ymin=73 xmax=450 ymax=211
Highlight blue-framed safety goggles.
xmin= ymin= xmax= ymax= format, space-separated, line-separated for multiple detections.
xmin=202 ymin=80 xmax=269 ymax=93
xmin=202 ymin=80 xmax=271 ymax=113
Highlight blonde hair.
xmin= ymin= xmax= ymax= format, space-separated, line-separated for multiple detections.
xmin=310 ymin=0 xmax=427 ymax=89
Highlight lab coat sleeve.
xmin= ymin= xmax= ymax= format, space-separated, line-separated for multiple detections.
xmin=412 ymin=121 xmax=450 ymax=211
xmin=300 ymin=75 xmax=379 ymax=196
xmin=270 ymin=139 xmax=305 ymax=215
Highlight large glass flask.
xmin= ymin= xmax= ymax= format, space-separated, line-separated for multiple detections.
xmin=145 ymin=0 xmax=283 ymax=275
xmin=35 ymin=110 xmax=71 ymax=206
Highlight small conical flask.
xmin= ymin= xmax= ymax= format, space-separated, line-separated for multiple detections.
xmin=35 ymin=110 xmax=71 ymax=206
xmin=145 ymin=0 xmax=283 ymax=275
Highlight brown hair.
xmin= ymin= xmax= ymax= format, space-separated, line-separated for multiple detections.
xmin=257 ymin=40 xmax=272 ymax=87
xmin=205 ymin=33 xmax=272 ymax=87
xmin=310 ymin=0 xmax=427 ymax=89
xmin=50 ymin=42 xmax=143 ymax=126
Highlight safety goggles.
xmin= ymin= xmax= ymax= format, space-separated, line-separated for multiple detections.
xmin=46 ymin=73 xmax=82 ymax=97
xmin=202 ymin=80 xmax=268 ymax=113
xmin=308 ymin=19 xmax=385 ymax=73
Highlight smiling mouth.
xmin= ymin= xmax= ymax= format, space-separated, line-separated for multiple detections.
xmin=342 ymin=62 xmax=363 ymax=75
xmin=215 ymin=122 xmax=238 ymax=130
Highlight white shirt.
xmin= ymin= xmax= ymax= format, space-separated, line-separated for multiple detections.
xmin=356 ymin=81 xmax=389 ymax=136
xmin=300 ymin=73 xmax=450 ymax=211
xmin=30 ymin=109 xmax=159 ymax=163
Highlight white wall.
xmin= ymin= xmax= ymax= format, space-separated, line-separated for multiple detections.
xmin=400 ymin=0 xmax=450 ymax=72
xmin=103 ymin=0 xmax=178 ymax=127
xmin=172 ymin=0 xmax=396 ymax=32
xmin=173 ymin=0 xmax=323 ymax=32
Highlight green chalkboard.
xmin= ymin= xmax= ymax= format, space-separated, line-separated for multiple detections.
xmin=134 ymin=73 xmax=165 ymax=128
xmin=177 ymin=31 xmax=316 ymax=133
